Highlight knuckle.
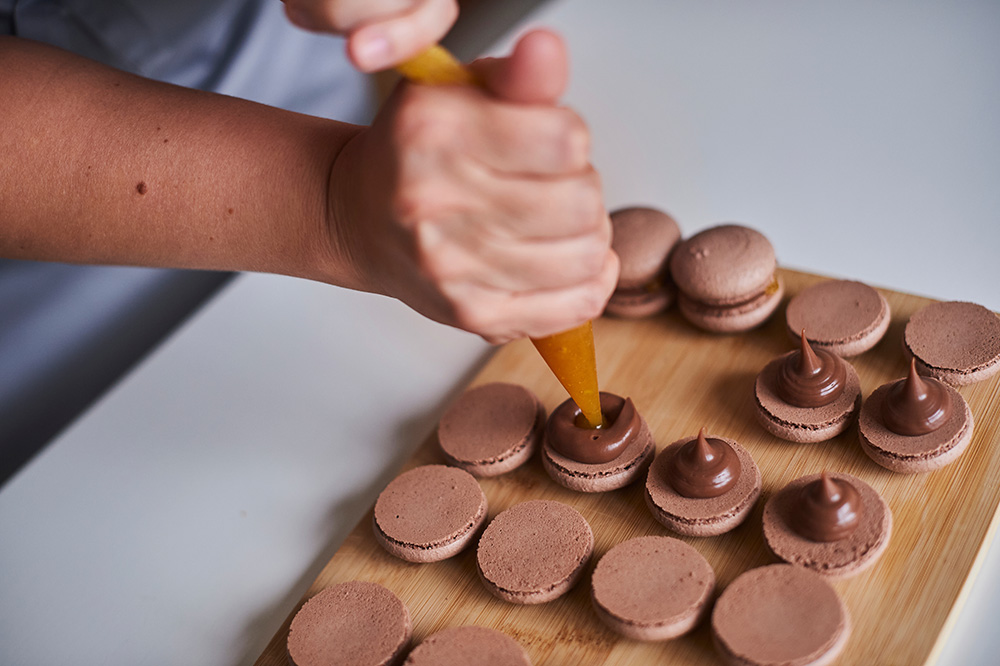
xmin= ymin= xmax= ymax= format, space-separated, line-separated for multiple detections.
xmin=554 ymin=109 xmax=590 ymax=169
xmin=393 ymin=88 xmax=460 ymax=153
xmin=451 ymin=301 xmax=494 ymax=335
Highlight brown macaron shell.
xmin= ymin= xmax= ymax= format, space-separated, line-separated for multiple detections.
xmin=402 ymin=626 xmax=531 ymax=666
xmin=437 ymin=382 xmax=546 ymax=477
xmin=762 ymin=472 xmax=892 ymax=578
xmin=541 ymin=403 xmax=655 ymax=493
xmin=606 ymin=206 xmax=682 ymax=318
xmin=903 ymin=301 xmax=1000 ymax=386
xmin=477 ymin=499 xmax=594 ymax=605
xmin=712 ymin=564 xmax=850 ymax=666
xmin=754 ymin=353 xmax=862 ymax=443
xmin=858 ymin=380 xmax=974 ymax=473
xmin=591 ymin=536 xmax=715 ymax=641
xmin=785 ymin=280 xmax=891 ymax=357
xmin=373 ymin=465 xmax=487 ymax=563
xmin=287 ymin=581 xmax=411 ymax=666
xmin=644 ymin=435 xmax=762 ymax=537
xmin=670 ymin=225 xmax=778 ymax=305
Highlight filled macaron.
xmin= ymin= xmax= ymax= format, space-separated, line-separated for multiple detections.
xmin=670 ymin=224 xmax=784 ymax=332
xmin=605 ymin=206 xmax=682 ymax=318
xmin=859 ymin=359 xmax=974 ymax=473
xmin=762 ymin=471 xmax=892 ymax=578
xmin=644 ymin=428 xmax=761 ymax=537
xmin=754 ymin=331 xmax=862 ymax=443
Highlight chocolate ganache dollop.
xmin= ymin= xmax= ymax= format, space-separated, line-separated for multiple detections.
xmin=881 ymin=358 xmax=953 ymax=436
xmin=792 ymin=472 xmax=862 ymax=542
xmin=665 ymin=427 xmax=741 ymax=499
xmin=776 ymin=330 xmax=847 ymax=408
xmin=547 ymin=392 xmax=639 ymax=464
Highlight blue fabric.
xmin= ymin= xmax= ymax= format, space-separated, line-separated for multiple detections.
xmin=0 ymin=0 xmax=377 ymax=484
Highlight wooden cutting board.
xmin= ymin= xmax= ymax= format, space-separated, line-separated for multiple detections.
xmin=255 ymin=268 xmax=1000 ymax=666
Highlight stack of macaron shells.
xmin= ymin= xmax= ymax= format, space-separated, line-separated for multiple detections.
xmin=605 ymin=206 xmax=682 ymax=318
xmin=287 ymin=581 xmax=411 ymax=666
xmin=754 ymin=331 xmax=863 ymax=443
xmin=670 ymin=224 xmax=784 ymax=332
xmin=763 ymin=472 xmax=893 ymax=578
xmin=373 ymin=464 xmax=487 ymax=562
xmin=541 ymin=391 xmax=655 ymax=493
xmin=644 ymin=429 xmax=762 ymax=537
xmin=712 ymin=564 xmax=850 ymax=666
xmin=476 ymin=499 xmax=593 ymax=604
xmin=785 ymin=279 xmax=891 ymax=357
xmin=437 ymin=382 xmax=546 ymax=477
xmin=590 ymin=535 xmax=715 ymax=640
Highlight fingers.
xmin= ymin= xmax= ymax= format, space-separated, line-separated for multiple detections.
xmin=283 ymin=0 xmax=458 ymax=72
xmin=392 ymin=84 xmax=590 ymax=176
xmin=470 ymin=29 xmax=569 ymax=104
xmin=441 ymin=251 xmax=620 ymax=344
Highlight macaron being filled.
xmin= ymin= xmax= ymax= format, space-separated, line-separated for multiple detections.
xmin=287 ymin=581 xmax=411 ymax=666
xmin=477 ymin=499 xmax=593 ymax=604
xmin=859 ymin=359 xmax=974 ymax=473
xmin=904 ymin=300 xmax=1000 ymax=386
xmin=762 ymin=471 xmax=892 ymax=578
xmin=785 ymin=279 xmax=890 ymax=357
xmin=373 ymin=465 xmax=487 ymax=562
xmin=670 ymin=224 xmax=784 ymax=333
xmin=541 ymin=392 xmax=655 ymax=493
xmin=590 ymin=535 xmax=714 ymax=641
xmin=605 ymin=206 xmax=682 ymax=318
xmin=644 ymin=428 xmax=762 ymax=537
xmin=755 ymin=331 xmax=863 ymax=443
xmin=712 ymin=564 xmax=850 ymax=666
xmin=437 ymin=382 xmax=545 ymax=477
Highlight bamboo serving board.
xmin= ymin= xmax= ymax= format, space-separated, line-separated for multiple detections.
xmin=256 ymin=269 xmax=1000 ymax=666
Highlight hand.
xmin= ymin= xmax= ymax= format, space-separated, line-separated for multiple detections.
xmin=321 ymin=30 xmax=619 ymax=344
xmin=282 ymin=0 xmax=459 ymax=72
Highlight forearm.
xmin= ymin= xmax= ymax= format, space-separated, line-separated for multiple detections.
xmin=0 ymin=36 xmax=361 ymax=285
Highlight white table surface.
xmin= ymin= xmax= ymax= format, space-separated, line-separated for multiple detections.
xmin=2 ymin=1 xmax=999 ymax=664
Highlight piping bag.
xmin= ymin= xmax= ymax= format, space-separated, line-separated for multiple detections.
xmin=397 ymin=46 xmax=604 ymax=428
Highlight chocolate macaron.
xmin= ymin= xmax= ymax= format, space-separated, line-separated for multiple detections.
xmin=645 ymin=428 xmax=762 ymax=537
xmin=755 ymin=331 xmax=863 ymax=443
xmin=712 ymin=564 xmax=850 ymax=666
xmin=904 ymin=300 xmax=1000 ymax=386
xmin=403 ymin=626 xmax=531 ymax=666
xmin=541 ymin=392 xmax=655 ymax=493
xmin=477 ymin=499 xmax=593 ymax=604
xmin=859 ymin=359 xmax=974 ymax=473
xmin=763 ymin=471 xmax=892 ymax=578
xmin=785 ymin=279 xmax=890 ymax=357
xmin=590 ymin=535 xmax=714 ymax=641
xmin=373 ymin=465 xmax=487 ymax=562
xmin=605 ymin=206 xmax=682 ymax=318
xmin=669 ymin=224 xmax=784 ymax=333
xmin=437 ymin=382 xmax=545 ymax=477
xmin=288 ymin=581 xmax=411 ymax=666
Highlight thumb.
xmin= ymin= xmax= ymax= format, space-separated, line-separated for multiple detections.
xmin=469 ymin=29 xmax=569 ymax=104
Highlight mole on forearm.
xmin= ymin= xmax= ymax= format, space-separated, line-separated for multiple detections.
xmin=136 ymin=181 xmax=148 ymax=195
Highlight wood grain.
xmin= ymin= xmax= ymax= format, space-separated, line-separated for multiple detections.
xmin=256 ymin=269 xmax=1000 ymax=666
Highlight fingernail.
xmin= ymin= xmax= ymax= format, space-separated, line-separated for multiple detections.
xmin=353 ymin=32 xmax=392 ymax=71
